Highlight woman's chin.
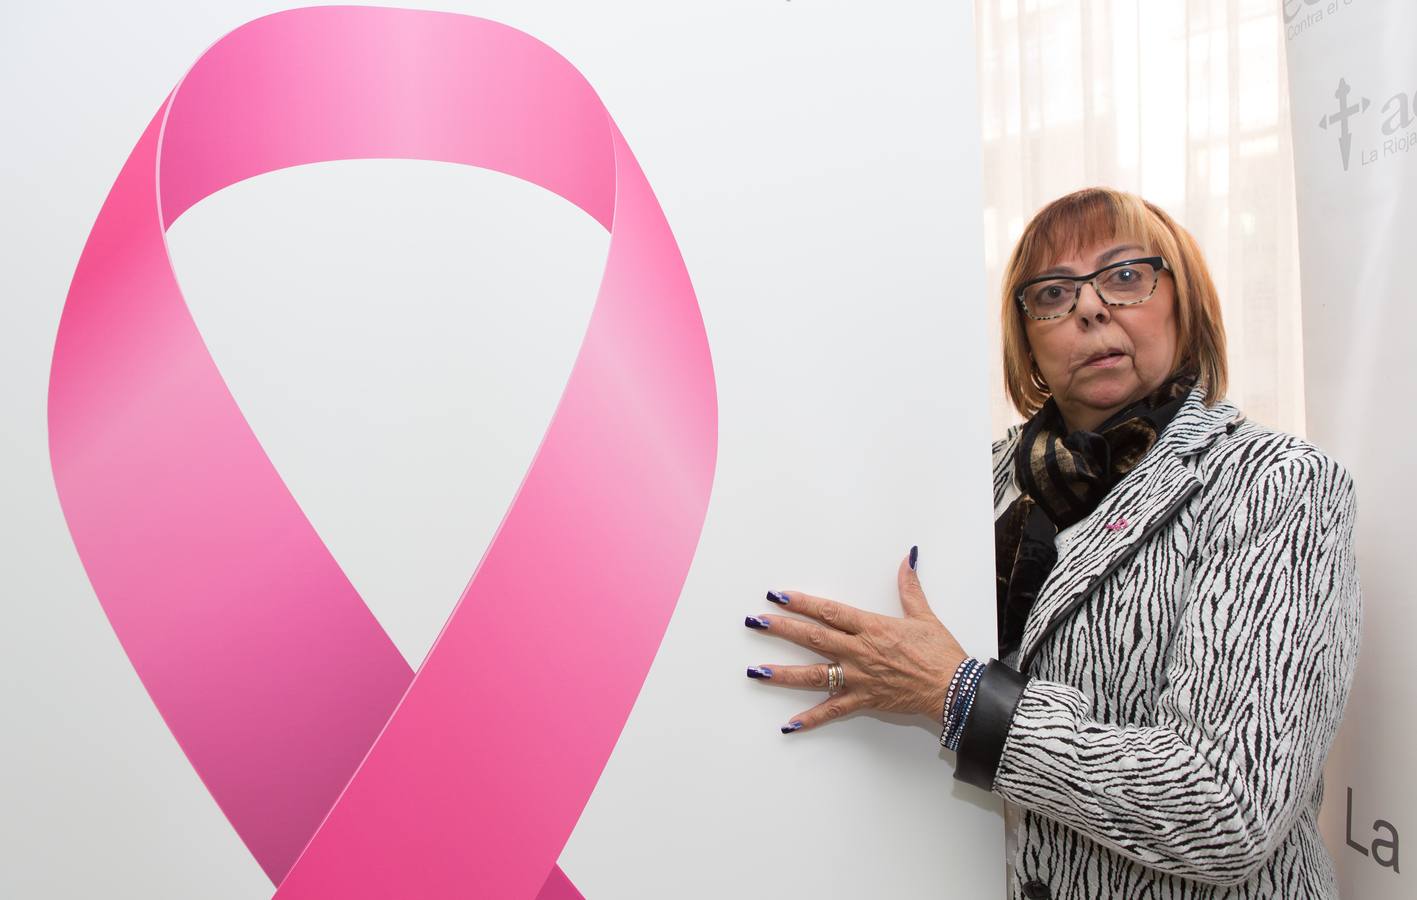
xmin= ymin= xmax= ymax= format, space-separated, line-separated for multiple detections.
xmin=1072 ymin=380 xmax=1141 ymax=411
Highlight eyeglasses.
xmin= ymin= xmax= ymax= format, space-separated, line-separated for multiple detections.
xmin=1015 ymin=256 xmax=1170 ymax=321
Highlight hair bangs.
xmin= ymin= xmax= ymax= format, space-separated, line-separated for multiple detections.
xmin=1012 ymin=193 xmax=1158 ymax=296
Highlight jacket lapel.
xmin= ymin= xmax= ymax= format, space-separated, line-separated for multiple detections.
xmin=995 ymin=387 xmax=1245 ymax=675
xmin=1014 ymin=450 xmax=1201 ymax=673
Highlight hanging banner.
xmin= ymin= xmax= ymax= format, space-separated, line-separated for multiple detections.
xmin=48 ymin=7 xmax=716 ymax=898
xmin=1282 ymin=0 xmax=1415 ymax=889
xmin=23 ymin=2 xmax=1001 ymax=898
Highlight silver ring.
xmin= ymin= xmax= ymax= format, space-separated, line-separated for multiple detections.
xmin=826 ymin=662 xmax=844 ymax=696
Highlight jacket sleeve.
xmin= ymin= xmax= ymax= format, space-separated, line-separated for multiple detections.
xmin=953 ymin=449 xmax=1362 ymax=887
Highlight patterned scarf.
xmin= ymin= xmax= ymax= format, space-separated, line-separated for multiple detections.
xmin=994 ymin=369 xmax=1198 ymax=661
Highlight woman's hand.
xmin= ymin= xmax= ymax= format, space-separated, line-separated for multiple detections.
xmin=745 ymin=547 xmax=970 ymax=733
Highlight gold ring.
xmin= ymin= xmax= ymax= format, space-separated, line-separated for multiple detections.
xmin=827 ymin=662 xmax=844 ymax=696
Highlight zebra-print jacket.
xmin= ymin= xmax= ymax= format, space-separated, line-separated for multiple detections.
xmin=953 ymin=383 xmax=1362 ymax=900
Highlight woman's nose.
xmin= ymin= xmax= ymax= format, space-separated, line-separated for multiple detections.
xmin=1075 ymin=282 xmax=1109 ymax=326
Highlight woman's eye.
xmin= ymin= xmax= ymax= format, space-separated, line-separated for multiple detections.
xmin=1025 ymin=280 xmax=1073 ymax=311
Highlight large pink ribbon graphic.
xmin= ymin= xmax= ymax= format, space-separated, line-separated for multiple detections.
xmin=46 ymin=6 xmax=717 ymax=897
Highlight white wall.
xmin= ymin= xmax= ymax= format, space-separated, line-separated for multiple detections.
xmin=0 ymin=2 xmax=1000 ymax=897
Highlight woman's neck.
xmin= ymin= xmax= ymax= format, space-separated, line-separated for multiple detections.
xmin=1057 ymin=402 xmax=1118 ymax=435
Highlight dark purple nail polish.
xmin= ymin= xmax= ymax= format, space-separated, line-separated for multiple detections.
xmin=909 ymin=545 xmax=918 ymax=570
xmin=766 ymin=590 xmax=789 ymax=605
xmin=781 ymin=721 xmax=804 ymax=734
xmin=746 ymin=666 xmax=773 ymax=679
xmin=744 ymin=615 xmax=770 ymax=630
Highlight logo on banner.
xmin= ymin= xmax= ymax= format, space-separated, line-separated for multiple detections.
xmin=1318 ymin=78 xmax=1370 ymax=170
xmin=1317 ymin=76 xmax=1417 ymax=171
xmin=1283 ymin=0 xmax=1356 ymax=42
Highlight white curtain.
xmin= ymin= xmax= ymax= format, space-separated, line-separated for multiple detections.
xmin=974 ymin=0 xmax=1306 ymax=440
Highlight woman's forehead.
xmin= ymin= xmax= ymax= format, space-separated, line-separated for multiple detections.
xmin=1029 ymin=213 xmax=1151 ymax=267
xmin=1038 ymin=239 xmax=1148 ymax=274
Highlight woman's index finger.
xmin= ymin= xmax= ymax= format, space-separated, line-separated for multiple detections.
xmin=768 ymin=590 xmax=867 ymax=634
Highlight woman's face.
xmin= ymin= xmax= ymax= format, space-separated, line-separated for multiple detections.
xmin=1023 ymin=238 xmax=1179 ymax=433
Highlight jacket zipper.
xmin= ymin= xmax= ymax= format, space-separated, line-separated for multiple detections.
xmin=1019 ymin=480 xmax=1203 ymax=676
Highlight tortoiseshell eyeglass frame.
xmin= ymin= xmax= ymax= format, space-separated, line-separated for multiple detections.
xmin=1015 ymin=256 xmax=1171 ymax=321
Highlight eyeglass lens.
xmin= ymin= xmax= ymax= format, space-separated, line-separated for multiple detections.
xmin=1023 ymin=262 xmax=1159 ymax=318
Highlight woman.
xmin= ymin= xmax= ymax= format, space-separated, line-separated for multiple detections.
xmin=744 ymin=187 xmax=1361 ymax=899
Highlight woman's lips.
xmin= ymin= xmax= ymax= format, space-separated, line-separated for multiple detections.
xmin=1082 ymin=352 xmax=1127 ymax=368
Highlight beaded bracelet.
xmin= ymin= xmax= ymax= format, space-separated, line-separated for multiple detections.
xmin=950 ymin=661 xmax=985 ymax=746
xmin=935 ymin=654 xmax=969 ymax=748
xmin=943 ymin=660 xmax=984 ymax=750
xmin=940 ymin=656 xmax=969 ymax=730
xmin=943 ymin=661 xmax=984 ymax=750
xmin=939 ymin=657 xmax=984 ymax=751
xmin=939 ymin=657 xmax=974 ymax=747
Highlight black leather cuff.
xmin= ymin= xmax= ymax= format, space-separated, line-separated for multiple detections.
xmin=953 ymin=658 xmax=1030 ymax=792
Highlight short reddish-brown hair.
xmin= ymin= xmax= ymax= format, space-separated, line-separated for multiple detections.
xmin=1000 ymin=187 xmax=1229 ymax=418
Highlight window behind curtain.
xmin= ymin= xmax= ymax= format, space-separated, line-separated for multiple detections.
xmin=975 ymin=0 xmax=1306 ymax=439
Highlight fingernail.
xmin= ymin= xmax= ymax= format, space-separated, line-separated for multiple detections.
xmin=744 ymin=615 xmax=770 ymax=630
xmin=746 ymin=666 xmax=773 ymax=679
xmin=781 ymin=721 xmax=804 ymax=734
xmin=766 ymin=590 xmax=789 ymax=605
xmin=909 ymin=545 xmax=919 ymax=570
